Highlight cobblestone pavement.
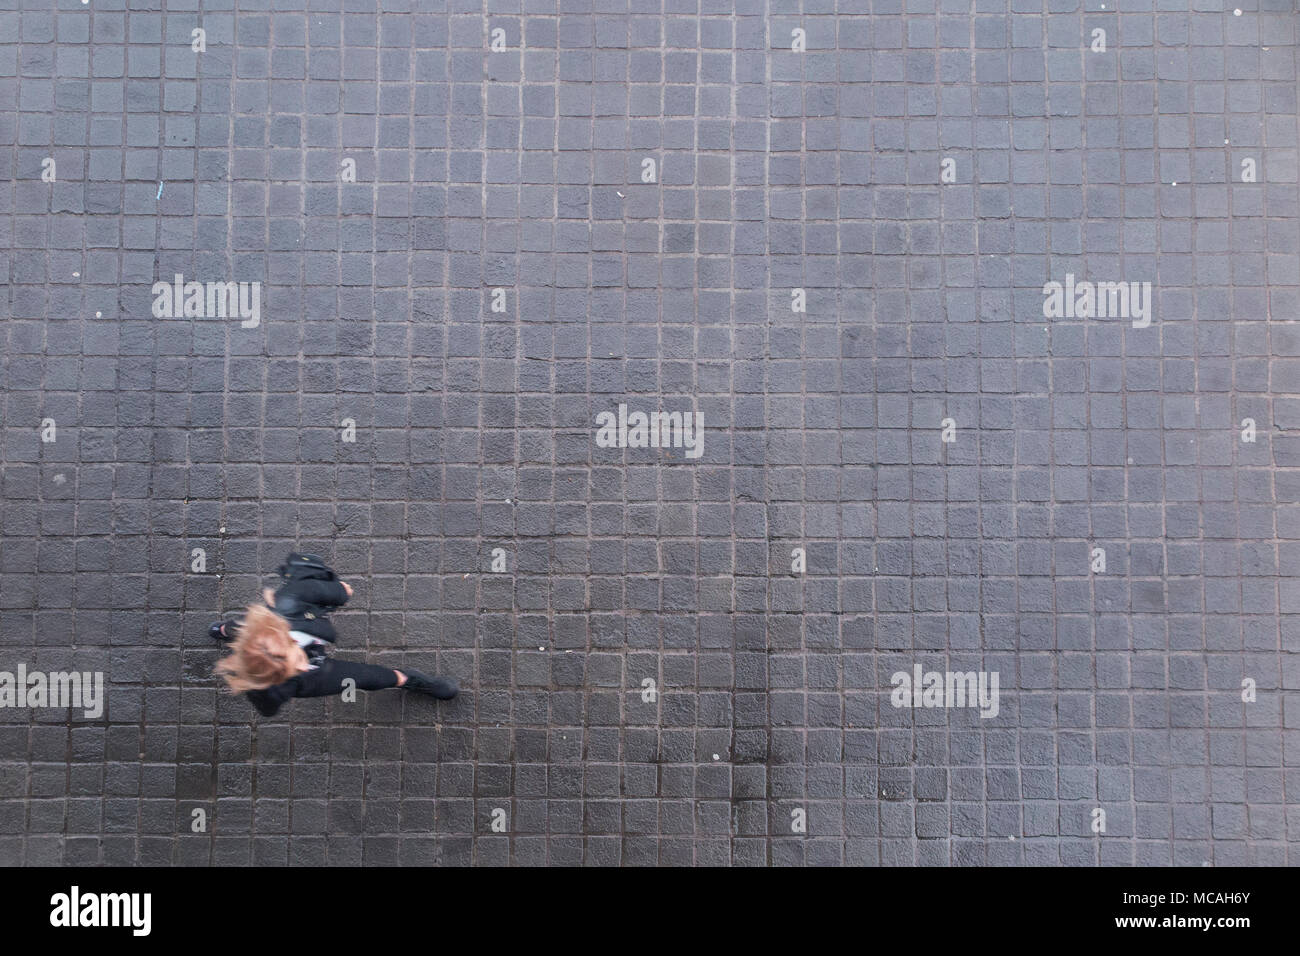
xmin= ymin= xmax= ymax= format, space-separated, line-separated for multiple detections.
xmin=0 ymin=0 xmax=1297 ymax=865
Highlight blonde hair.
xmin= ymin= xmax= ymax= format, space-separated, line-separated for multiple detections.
xmin=214 ymin=604 xmax=305 ymax=692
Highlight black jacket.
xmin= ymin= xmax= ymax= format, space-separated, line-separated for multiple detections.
xmin=267 ymin=553 xmax=350 ymax=643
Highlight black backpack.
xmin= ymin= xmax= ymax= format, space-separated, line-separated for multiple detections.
xmin=276 ymin=552 xmax=337 ymax=582
xmin=271 ymin=553 xmax=337 ymax=620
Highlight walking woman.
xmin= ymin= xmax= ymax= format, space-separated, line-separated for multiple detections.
xmin=210 ymin=553 xmax=458 ymax=717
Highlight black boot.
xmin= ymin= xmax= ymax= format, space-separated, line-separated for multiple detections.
xmin=401 ymin=669 xmax=458 ymax=700
xmin=209 ymin=616 xmax=243 ymax=642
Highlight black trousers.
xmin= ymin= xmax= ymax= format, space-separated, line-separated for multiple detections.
xmin=297 ymin=658 xmax=399 ymax=695
xmin=245 ymin=659 xmax=399 ymax=717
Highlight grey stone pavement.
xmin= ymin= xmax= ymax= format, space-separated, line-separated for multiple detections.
xmin=0 ymin=0 xmax=1297 ymax=867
